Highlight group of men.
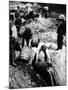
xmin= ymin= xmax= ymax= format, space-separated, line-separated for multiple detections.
xmin=10 ymin=4 xmax=66 ymax=66
xmin=10 ymin=5 xmax=49 ymax=65
xmin=9 ymin=3 xmax=66 ymax=86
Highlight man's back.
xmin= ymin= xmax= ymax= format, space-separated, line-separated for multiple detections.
xmin=57 ymin=21 xmax=66 ymax=35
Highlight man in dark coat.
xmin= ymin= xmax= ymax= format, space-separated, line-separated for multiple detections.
xmin=56 ymin=14 xmax=66 ymax=50
xmin=22 ymin=27 xmax=32 ymax=47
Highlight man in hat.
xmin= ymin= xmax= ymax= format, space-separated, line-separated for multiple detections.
xmin=40 ymin=6 xmax=49 ymax=18
xmin=56 ymin=14 xmax=66 ymax=50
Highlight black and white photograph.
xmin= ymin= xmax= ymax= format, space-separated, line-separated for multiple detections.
xmin=9 ymin=0 xmax=66 ymax=89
